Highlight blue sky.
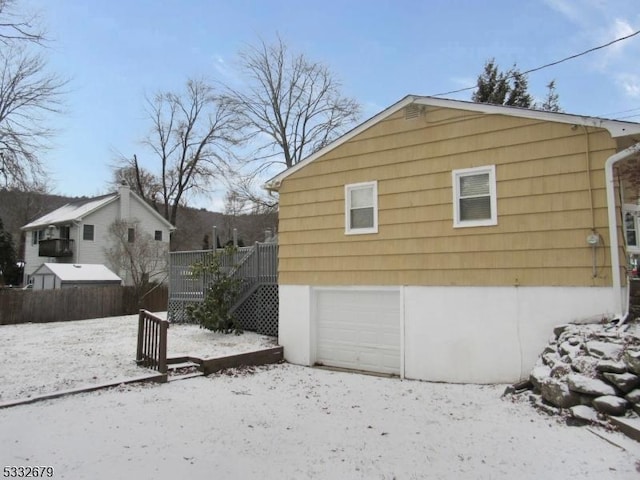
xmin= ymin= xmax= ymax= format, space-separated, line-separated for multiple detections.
xmin=22 ymin=0 xmax=640 ymax=210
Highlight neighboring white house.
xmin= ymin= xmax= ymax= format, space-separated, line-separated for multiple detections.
xmin=31 ymin=263 xmax=122 ymax=290
xmin=21 ymin=185 xmax=175 ymax=286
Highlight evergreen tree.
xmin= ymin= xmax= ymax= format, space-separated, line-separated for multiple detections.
xmin=0 ymin=217 xmax=18 ymax=285
xmin=472 ymin=59 xmax=533 ymax=108
xmin=539 ymin=80 xmax=562 ymax=112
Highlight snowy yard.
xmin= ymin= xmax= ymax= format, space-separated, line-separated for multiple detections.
xmin=1 ymin=315 xmax=639 ymax=479
xmin=0 ymin=313 xmax=276 ymax=403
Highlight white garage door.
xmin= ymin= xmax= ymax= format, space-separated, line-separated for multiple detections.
xmin=315 ymin=289 xmax=401 ymax=375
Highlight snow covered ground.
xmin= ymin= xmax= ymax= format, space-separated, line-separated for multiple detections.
xmin=0 ymin=313 xmax=276 ymax=402
xmin=1 ymin=315 xmax=639 ymax=479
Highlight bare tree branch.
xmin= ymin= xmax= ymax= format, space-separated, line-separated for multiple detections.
xmin=0 ymin=45 xmax=65 ymax=189
xmin=222 ymin=35 xmax=360 ymax=209
xmin=0 ymin=0 xmax=45 ymax=46
xmin=121 ymin=79 xmax=241 ymax=227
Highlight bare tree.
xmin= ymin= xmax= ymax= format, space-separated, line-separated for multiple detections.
xmin=0 ymin=0 xmax=64 ymax=190
xmin=223 ymin=36 xmax=360 ymax=206
xmin=110 ymin=154 xmax=162 ymax=210
xmin=121 ymin=79 xmax=239 ymax=226
xmin=104 ymin=219 xmax=168 ymax=296
xmin=0 ymin=0 xmax=45 ymax=46
xmin=0 ymin=46 xmax=65 ymax=189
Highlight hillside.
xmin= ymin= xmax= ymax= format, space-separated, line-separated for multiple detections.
xmin=0 ymin=189 xmax=277 ymax=258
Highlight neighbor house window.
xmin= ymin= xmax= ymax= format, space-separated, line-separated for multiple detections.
xmin=345 ymin=181 xmax=378 ymax=234
xmin=31 ymin=229 xmax=44 ymax=245
xmin=452 ymin=165 xmax=497 ymax=228
xmin=626 ymin=212 xmax=637 ymax=247
xmin=154 ymin=230 xmax=163 ymax=241
xmin=83 ymin=224 xmax=94 ymax=241
xmin=128 ymin=228 xmax=135 ymax=243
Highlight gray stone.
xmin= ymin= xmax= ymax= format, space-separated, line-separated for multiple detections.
xmin=532 ymin=394 xmax=561 ymax=415
xmin=554 ymin=324 xmax=571 ymax=339
xmin=595 ymin=360 xmax=627 ymax=374
xmin=570 ymin=405 xmax=600 ymax=423
xmin=602 ymin=372 xmax=640 ymax=394
xmin=571 ymin=356 xmax=598 ymax=375
xmin=559 ymin=341 xmax=581 ymax=357
xmin=592 ymin=395 xmax=628 ymax=416
xmin=625 ymin=388 xmax=640 ymax=404
xmin=550 ymin=363 xmax=572 ymax=379
xmin=585 ymin=341 xmax=623 ymax=360
xmin=541 ymin=378 xmax=581 ymax=408
xmin=530 ymin=365 xmax=551 ymax=391
xmin=567 ymin=374 xmax=617 ymax=396
xmin=542 ymin=352 xmax=560 ymax=368
xmin=624 ymin=350 xmax=640 ymax=376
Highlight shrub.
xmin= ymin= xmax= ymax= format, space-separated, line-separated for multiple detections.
xmin=186 ymin=246 xmax=243 ymax=334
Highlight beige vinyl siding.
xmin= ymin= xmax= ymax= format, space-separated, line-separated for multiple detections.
xmin=278 ymin=106 xmax=619 ymax=287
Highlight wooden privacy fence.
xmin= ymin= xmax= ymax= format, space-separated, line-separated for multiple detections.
xmin=0 ymin=285 xmax=168 ymax=325
xmin=136 ymin=309 xmax=168 ymax=381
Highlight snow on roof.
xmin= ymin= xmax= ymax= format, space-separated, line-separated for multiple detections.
xmin=22 ymin=194 xmax=117 ymax=230
xmin=33 ymin=263 xmax=122 ymax=282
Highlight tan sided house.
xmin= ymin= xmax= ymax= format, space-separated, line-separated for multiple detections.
xmin=266 ymin=95 xmax=640 ymax=384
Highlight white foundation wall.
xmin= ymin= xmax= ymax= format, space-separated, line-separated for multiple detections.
xmin=279 ymin=285 xmax=312 ymax=366
xmin=279 ymin=284 xmax=619 ymax=384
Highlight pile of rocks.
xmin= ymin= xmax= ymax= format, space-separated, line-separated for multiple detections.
xmin=519 ymin=320 xmax=640 ymax=424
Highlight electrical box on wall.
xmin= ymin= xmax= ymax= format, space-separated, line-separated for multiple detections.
xmin=587 ymin=233 xmax=600 ymax=246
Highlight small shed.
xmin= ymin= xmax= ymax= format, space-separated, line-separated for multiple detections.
xmin=31 ymin=263 xmax=122 ymax=290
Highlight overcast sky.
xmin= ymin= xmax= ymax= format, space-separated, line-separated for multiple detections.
xmin=22 ymin=0 xmax=640 ymax=211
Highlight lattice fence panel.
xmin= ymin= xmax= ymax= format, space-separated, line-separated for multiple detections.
xmin=234 ymin=285 xmax=279 ymax=337
xmin=169 ymin=286 xmax=278 ymax=336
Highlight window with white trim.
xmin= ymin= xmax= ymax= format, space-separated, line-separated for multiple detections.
xmin=452 ymin=165 xmax=497 ymax=227
xmin=345 ymin=181 xmax=378 ymax=234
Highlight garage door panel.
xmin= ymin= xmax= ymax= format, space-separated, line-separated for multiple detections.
xmin=315 ymin=289 xmax=400 ymax=375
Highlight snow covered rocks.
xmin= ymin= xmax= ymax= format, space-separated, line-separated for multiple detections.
xmin=517 ymin=320 xmax=640 ymax=426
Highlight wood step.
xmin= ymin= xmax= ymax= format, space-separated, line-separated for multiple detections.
xmin=167 ymin=361 xmax=201 ymax=371
xmin=168 ymin=372 xmax=205 ymax=382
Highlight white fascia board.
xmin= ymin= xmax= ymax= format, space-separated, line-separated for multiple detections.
xmin=263 ymin=95 xmax=640 ymax=192
xmin=412 ymin=97 xmax=640 ymax=138
xmin=263 ymin=95 xmax=417 ymax=191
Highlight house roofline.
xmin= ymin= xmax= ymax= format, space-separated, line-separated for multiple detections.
xmin=126 ymin=189 xmax=176 ymax=231
xmin=21 ymin=189 xmax=176 ymax=231
xmin=21 ymin=194 xmax=119 ymax=230
xmin=263 ymin=95 xmax=640 ymax=191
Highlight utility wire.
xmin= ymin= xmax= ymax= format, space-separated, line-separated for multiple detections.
xmin=598 ymin=106 xmax=640 ymax=118
xmin=432 ymin=28 xmax=640 ymax=97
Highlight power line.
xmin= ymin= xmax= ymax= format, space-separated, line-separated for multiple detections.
xmin=432 ymin=28 xmax=640 ymax=98
xmin=597 ymin=106 xmax=640 ymax=118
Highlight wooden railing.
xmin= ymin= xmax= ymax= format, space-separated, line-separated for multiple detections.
xmin=136 ymin=310 xmax=168 ymax=381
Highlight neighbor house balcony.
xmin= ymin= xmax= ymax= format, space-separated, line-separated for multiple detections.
xmin=39 ymin=238 xmax=74 ymax=257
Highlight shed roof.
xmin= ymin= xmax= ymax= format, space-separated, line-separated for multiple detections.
xmin=265 ymin=95 xmax=640 ymax=190
xmin=32 ymin=263 xmax=122 ymax=282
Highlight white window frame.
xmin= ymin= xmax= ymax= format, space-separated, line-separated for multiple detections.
xmin=624 ymin=204 xmax=640 ymax=254
xmin=452 ymin=165 xmax=497 ymax=228
xmin=345 ymin=181 xmax=378 ymax=235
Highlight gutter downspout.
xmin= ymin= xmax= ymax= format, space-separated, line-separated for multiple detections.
xmin=605 ymin=142 xmax=640 ymax=322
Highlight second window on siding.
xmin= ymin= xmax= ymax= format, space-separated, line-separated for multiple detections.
xmin=452 ymin=165 xmax=497 ymax=228
xmin=345 ymin=181 xmax=378 ymax=234
xmin=83 ymin=224 xmax=94 ymax=241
